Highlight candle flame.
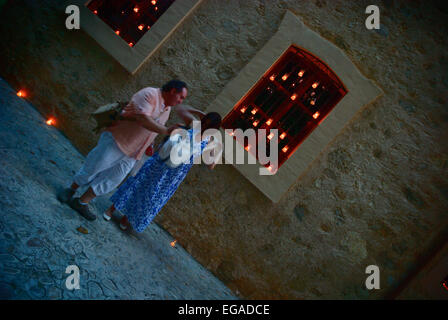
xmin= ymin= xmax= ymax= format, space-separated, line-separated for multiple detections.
xmin=269 ymin=75 xmax=275 ymax=81
xmin=313 ymin=112 xmax=320 ymax=119
xmin=282 ymin=74 xmax=288 ymax=81
xmin=133 ymin=7 xmax=139 ymax=13
xmin=280 ymin=132 xmax=286 ymax=139
xmin=312 ymin=82 xmax=319 ymax=89
xmin=266 ymin=119 xmax=273 ymax=126
xmin=268 ymin=132 xmax=274 ymax=140
xmin=93 ymin=10 xmax=98 ymax=14
xmin=138 ymin=24 xmax=144 ymax=30
xmin=46 ymin=118 xmax=56 ymax=126
xmin=17 ymin=90 xmax=26 ymax=97
xmin=298 ymin=70 xmax=305 ymax=77
xmin=240 ymin=107 xmax=247 ymax=113
xmin=129 ymin=42 xmax=134 ymax=47
xmin=253 ymin=120 xmax=259 ymax=127
xmin=170 ymin=240 xmax=177 ymax=247
xmin=290 ymin=94 xmax=297 ymax=101
xmin=115 ymin=30 xmax=120 ymax=35
xmin=282 ymin=146 xmax=289 ymax=153
xmin=251 ymin=108 xmax=258 ymax=115
xmin=151 ymin=0 xmax=157 ymax=5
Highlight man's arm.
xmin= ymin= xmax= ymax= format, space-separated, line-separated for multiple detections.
xmin=176 ymin=105 xmax=206 ymax=126
xmin=122 ymin=113 xmax=175 ymax=135
xmin=119 ymin=88 xmax=177 ymax=134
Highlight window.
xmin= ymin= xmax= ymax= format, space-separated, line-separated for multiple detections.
xmin=87 ymin=0 xmax=176 ymax=47
xmin=221 ymin=45 xmax=347 ymax=169
xmin=205 ymin=11 xmax=383 ymax=202
xmin=74 ymin=0 xmax=204 ymax=74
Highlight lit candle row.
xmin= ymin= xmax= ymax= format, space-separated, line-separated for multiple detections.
xmin=133 ymin=1 xmax=158 ymax=13
xmin=18 ymin=88 xmax=56 ymax=126
xmin=240 ymin=106 xmax=277 ymax=127
xmin=227 ymin=130 xmax=289 ymax=154
xmin=94 ymin=0 xmax=159 ymax=48
xmin=269 ymin=69 xmax=306 ymax=82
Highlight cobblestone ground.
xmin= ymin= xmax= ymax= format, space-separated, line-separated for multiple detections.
xmin=0 ymin=77 xmax=238 ymax=300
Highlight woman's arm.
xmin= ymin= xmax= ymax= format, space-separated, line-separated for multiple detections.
xmin=207 ymin=162 xmax=217 ymax=170
xmin=205 ymin=139 xmax=222 ymax=170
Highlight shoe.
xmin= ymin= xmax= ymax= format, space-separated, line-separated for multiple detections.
xmin=119 ymin=222 xmax=128 ymax=231
xmin=57 ymin=188 xmax=75 ymax=203
xmin=103 ymin=212 xmax=112 ymax=221
xmin=119 ymin=216 xmax=129 ymax=230
xmin=69 ymin=198 xmax=97 ymax=221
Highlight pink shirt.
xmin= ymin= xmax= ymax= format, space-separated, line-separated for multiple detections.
xmin=106 ymin=87 xmax=171 ymax=160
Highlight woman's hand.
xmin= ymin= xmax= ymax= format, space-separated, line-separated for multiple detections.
xmin=207 ymin=162 xmax=216 ymax=170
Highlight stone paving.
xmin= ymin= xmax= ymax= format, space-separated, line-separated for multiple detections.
xmin=0 ymin=77 xmax=237 ymax=300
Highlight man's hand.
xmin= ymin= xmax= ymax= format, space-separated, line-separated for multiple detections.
xmin=166 ymin=123 xmax=182 ymax=135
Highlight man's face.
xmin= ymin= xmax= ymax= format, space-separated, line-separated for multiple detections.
xmin=166 ymin=87 xmax=187 ymax=106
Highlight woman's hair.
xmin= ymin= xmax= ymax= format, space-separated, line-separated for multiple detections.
xmin=161 ymin=79 xmax=187 ymax=92
xmin=201 ymin=112 xmax=222 ymax=131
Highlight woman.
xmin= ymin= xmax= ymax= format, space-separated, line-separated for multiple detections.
xmin=103 ymin=112 xmax=222 ymax=232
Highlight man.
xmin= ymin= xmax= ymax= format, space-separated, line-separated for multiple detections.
xmin=58 ymin=80 xmax=202 ymax=221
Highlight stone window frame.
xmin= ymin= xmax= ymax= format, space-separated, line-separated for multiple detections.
xmin=70 ymin=0 xmax=204 ymax=74
xmin=205 ymin=10 xmax=383 ymax=203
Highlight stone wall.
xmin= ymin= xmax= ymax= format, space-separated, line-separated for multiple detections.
xmin=0 ymin=0 xmax=447 ymax=299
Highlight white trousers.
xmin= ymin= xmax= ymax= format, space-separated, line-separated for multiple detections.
xmin=73 ymin=131 xmax=136 ymax=196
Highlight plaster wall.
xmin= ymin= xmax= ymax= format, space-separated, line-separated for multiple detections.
xmin=0 ymin=0 xmax=447 ymax=298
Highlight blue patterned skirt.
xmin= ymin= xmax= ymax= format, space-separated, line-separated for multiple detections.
xmin=110 ymin=152 xmax=195 ymax=232
xmin=110 ymin=131 xmax=208 ymax=232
